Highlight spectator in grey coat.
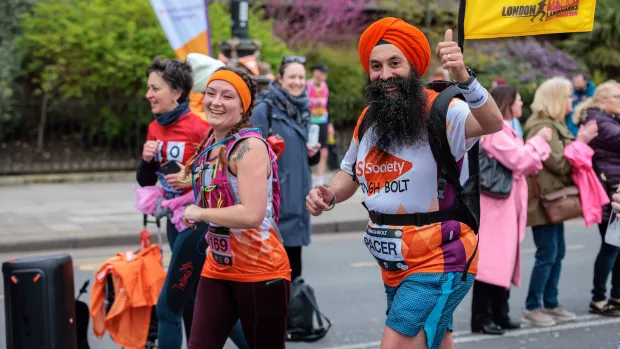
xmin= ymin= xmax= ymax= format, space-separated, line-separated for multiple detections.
xmin=251 ymin=55 xmax=321 ymax=281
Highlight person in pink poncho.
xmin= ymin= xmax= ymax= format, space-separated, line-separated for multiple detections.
xmin=471 ymin=85 xmax=552 ymax=335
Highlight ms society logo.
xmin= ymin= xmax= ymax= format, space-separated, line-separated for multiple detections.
xmin=501 ymin=0 xmax=580 ymax=22
xmin=356 ymin=147 xmax=413 ymax=196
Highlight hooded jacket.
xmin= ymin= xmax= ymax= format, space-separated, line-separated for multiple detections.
xmin=583 ymin=107 xmax=620 ymax=220
xmin=524 ymin=115 xmax=575 ymax=227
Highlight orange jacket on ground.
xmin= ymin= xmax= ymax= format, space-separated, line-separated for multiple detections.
xmin=90 ymin=244 xmax=165 ymax=349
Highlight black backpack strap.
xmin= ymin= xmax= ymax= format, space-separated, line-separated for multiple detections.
xmin=426 ymin=83 xmax=466 ymax=199
xmin=256 ymin=100 xmax=274 ymax=137
xmin=356 ymin=110 xmax=373 ymax=146
xmin=426 ymin=82 xmax=481 ymax=282
xmin=266 ymin=101 xmax=274 ymax=137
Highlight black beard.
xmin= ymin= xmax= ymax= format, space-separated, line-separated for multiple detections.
xmin=363 ymin=71 xmax=429 ymax=154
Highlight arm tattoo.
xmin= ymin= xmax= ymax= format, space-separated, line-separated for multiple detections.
xmin=231 ymin=140 xmax=251 ymax=162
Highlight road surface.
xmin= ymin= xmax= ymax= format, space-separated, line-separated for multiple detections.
xmin=0 ymin=222 xmax=619 ymax=349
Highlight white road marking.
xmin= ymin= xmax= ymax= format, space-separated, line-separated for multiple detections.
xmin=454 ymin=316 xmax=620 ymax=344
xmin=316 ymin=314 xmax=617 ymax=349
xmin=318 ymin=341 xmax=381 ymax=349
xmin=350 ymin=261 xmax=377 ymax=267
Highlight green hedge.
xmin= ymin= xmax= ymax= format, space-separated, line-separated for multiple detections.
xmin=14 ymin=0 xmax=292 ymax=140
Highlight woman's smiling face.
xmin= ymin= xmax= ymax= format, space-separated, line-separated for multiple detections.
xmin=279 ymin=62 xmax=307 ymax=97
xmin=146 ymin=72 xmax=181 ymax=114
xmin=204 ymin=80 xmax=243 ymax=132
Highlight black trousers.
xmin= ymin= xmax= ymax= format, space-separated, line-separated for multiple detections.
xmin=471 ymin=280 xmax=511 ymax=329
xmin=592 ymin=222 xmax=620 ymax=302
xmin=285 ymin=246 xmax=302 ymax=281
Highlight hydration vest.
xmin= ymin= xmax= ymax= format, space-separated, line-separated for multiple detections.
xmin=190 ymin=128 xmax=282 ymax=226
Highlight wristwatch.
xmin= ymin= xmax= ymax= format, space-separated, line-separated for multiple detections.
xmin=456 ymin=66 xmax=477 ymax=88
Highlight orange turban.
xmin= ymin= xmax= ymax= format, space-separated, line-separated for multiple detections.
xmin=358 ymin=17 xmax=431 ymax=77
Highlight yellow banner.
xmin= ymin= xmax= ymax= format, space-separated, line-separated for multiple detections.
xmin=464 ymin=0 xmax=596 ymax=39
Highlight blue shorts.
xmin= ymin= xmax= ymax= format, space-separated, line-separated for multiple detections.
xmin=384 ymin=272 xmax=474 ymax=349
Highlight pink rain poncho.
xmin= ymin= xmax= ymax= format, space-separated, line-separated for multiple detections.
xmin=564 ymin=140 xmax=610 ymax=227
xmin=134 ymin=186 xmax=195 ymax=232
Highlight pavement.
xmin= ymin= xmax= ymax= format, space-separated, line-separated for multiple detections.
xmin=0 ymin=171 xmax=369 ymax=253
xmin=0 ymin=223 xmax=618 ymax=349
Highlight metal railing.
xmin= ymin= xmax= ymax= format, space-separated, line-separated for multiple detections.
xmin=0 ymin=96 xmax=150 ymax=175
xmin=0 ymin=95 xmax=360 ymax=176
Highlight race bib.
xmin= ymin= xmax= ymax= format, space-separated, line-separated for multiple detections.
xmin=166 ymin=141 xmax=185 ymax=163
xmin=206 ymin=226 xmax=233 ymax=266
xmin=363 ymin=225 xmax=407 ymax=272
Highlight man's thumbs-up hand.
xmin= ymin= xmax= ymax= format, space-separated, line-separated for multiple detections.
xmin=435 ymin=29 xmax=469 ymax=84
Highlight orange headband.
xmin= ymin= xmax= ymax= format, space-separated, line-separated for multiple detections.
xmin=206 ymin=70 xmax=252 ymax=113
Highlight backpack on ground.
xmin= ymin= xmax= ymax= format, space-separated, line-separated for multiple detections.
xmin=355 ymin=80 xmax=481 ymax=280
xmin=286 ymin=277 xmax=332 ymax=342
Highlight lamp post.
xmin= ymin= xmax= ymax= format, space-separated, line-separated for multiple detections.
xmin=231 ymin=0 xmax=249 ymax=42
xmin=219 ymin=0 xmax=272 ymax=90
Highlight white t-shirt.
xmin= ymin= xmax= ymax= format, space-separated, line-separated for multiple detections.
xmin=341 ymin=99 xmax=478 ymax=214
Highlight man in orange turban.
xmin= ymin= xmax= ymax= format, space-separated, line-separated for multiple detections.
xmin=306 ymin=17 xmax=504 ymax=349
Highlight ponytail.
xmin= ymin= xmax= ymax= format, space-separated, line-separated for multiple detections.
xmin=183 ymin=128 xmax=214 ymax=179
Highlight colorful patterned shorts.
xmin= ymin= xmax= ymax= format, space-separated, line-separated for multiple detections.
xmin=384 ymin=272 xmax=475 ymax=349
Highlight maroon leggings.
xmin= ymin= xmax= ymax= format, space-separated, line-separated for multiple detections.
xmin=188 ymin=276 xmax=290 ymax=349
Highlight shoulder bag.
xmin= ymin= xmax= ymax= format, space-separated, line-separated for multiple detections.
xmin=531 ymin=174 xmax=582 ymax=224
xmin=479 ymin=144 xmax=513 ymax=198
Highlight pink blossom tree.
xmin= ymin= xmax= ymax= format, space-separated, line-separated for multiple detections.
xmin=264 ymin=0 xmax=373 ymax=47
